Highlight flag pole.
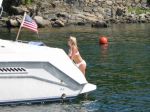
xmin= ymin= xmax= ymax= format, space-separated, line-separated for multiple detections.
xmin=37 ymin=31 xmax=40 ymax=38
xmin=15 ymin=12 xmax=26 ymax=41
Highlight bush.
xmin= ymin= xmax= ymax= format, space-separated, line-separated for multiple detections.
xmin=24 ymin=0 xmax=32 ymax=4
xmin=128 ymin=7 xmax=150 ymax=15
xmin=147 ymin=0 xmax=150 ymax=6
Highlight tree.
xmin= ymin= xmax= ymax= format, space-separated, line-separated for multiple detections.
xmin=147 ymin=0 xmax=150 ymax=6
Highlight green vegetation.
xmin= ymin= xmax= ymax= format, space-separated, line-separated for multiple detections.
xmin=128 ymin=6 xmax=150 ymax=15
xmin=147 ymin=0 xmax=150 ymax=5
xmin=24 ymin=0 xmax=33 ymax=5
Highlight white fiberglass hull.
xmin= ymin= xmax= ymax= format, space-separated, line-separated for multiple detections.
xmin=0 ymin=39 xmax=96 ymax=104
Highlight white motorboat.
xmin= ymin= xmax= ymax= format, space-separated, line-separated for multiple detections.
xmin=0 ymin=39 xmax=96 ymax=104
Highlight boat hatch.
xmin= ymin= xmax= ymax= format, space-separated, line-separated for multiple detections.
xmin=0 ymin=67 xmax=27 ymax=74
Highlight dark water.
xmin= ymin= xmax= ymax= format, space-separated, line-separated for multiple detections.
xmin=0 ymin=24 xmax=150 ymax=112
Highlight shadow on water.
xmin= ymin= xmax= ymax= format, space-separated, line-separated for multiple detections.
xmin=0 ymin=24 xmax=150 ymax=112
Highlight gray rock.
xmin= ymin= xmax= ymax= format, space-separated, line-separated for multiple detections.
xmin=56 ymin=12 xmax=70 ymax=19
xmin=2 ymin=0 xmax=150 ymax=27
xmin=106 ymin=1 xmax=113 ymax=6
xmin=104 ymin=8 xmax=112 ymax=17
xmin=139 ymin=14 xmax=147 ymax=23
xmin=51 ymin=19 xmax=65 ymax=27
xmin=9 ymin=19 xmax=19 ymax=27
xmin=83 ymin=7 xmax=92 ymax=12
xmin=34 ymin=16 xmax=50 ymax=27
xmin=116 ymin=7 xmax=124 ymax=16
xmin=91 ymin=21 xmax=108 ymax=28
xmin=11 ymin=6 xmax=28 ymax=15
xmin=126 ymin=14 xmax=138 ymax=23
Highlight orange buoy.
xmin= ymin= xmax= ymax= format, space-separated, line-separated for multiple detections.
xmin=99 ymin=36 xmax=108 ymax=44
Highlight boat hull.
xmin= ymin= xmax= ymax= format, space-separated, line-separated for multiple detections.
xmin=0 ymin=39 xmax=96 ymax=105
xmin=0 ymin=62 xmax=82 ymax=104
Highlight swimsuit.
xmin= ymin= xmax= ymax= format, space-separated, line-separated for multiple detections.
xmin=69 ymin=50 xmax=79 ymax=57
xmin=76 ymin=60 xmax=86 ymax=68
xmin=69 ymin=49 xmax=86 ymax=67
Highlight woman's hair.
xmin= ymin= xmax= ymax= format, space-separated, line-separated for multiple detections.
xmin=69 ymin=36 xmax=78 ymax=48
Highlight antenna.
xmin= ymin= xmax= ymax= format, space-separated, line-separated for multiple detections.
xmin=0 ymin=0 xmax=3 ymax=17
xmin=0 ymin=0 xmax=3 ymax=7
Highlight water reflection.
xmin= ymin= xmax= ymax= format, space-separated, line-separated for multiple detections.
xmin=100 ymin=44 xmax=109 ymax=62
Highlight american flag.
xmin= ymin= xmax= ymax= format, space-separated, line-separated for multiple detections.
xmin=21 ymin=14 xmax=38 ymax=32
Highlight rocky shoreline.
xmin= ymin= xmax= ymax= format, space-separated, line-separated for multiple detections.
xmin=0 ymin=0 xmax=150 ymax=28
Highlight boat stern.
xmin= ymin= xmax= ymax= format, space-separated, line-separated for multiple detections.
xmin=80 ymin=83 xmax=97 ymax=94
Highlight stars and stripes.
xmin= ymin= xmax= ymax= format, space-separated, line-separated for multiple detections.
xmin=21 ymin=14 xmax=38 ymax=32
xmin=15 ymin=12 xmax=39 ymax=41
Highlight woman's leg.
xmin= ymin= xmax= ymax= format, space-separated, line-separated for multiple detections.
xmin=79 ymin=64 xmax=86 ymax=75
